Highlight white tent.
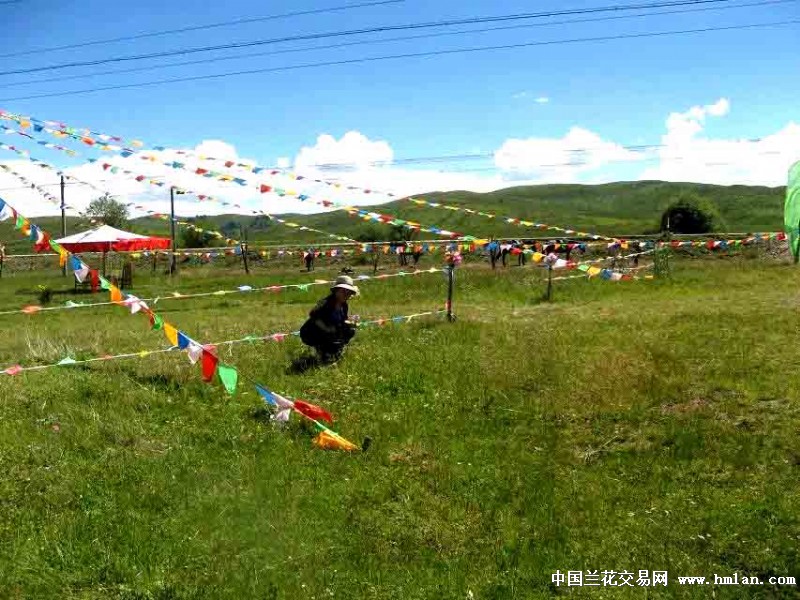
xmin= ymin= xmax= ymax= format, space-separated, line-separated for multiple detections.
xmin=55 ymin=225 xmax=170 ymax=276
xmin=54 ymin=225 xmax=170 ymax=253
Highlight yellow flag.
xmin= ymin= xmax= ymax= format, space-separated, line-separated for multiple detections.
xmin=313 ymin=429 xmax=359 ymax=452
xmin=110 ymin=286 xmax=123 ymax=303
xmin=164 ymin=323 xmax=179 ymax=347
xmin=59 ymin=250 xmax=68 ymax=268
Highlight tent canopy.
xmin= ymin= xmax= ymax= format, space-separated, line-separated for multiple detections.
xmin=54 ymin=225 xmax=171 ymax=253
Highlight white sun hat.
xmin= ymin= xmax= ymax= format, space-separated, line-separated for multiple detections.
xmin=331 ymin=275 xmax=360 ymax=295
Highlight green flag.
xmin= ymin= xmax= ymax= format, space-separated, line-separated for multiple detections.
xmin=784 ymin=161 xmax=800 ymax=263
xmin=217 ymin=364 xmax=238 ymax=395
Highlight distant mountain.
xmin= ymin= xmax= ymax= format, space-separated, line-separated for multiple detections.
xmin=0 ymin=181 xmax=785 ymax=254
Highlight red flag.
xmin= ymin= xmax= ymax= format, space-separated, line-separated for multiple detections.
xmin=260 ymin=184 xmax=272 ymax=194
xmin=293 ymin=400 xmax=333 ymax=424
xmin=195 ymin=168 xmax=208 ymax=175
xmin=201 ymin=346 xmax=218 ymax=382
xmin=34 ymin=233 xmax=51 ymax=253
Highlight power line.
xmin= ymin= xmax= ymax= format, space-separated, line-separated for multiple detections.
xmin=0 ymin=178 xmax=167 ymax=193
xmin=308 ymin=140 xmax=780 ymax=169
xmin=2 ymin=19 xmax=795 ymax=102
xmin=5 ymin=0 xmax=792 ymax=90
xmin=0 ymin=0 xmax=749 ymax=77
xmin=0 ymin=0 xmax=405 ymax=60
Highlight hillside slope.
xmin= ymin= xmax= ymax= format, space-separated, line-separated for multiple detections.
xmin=0 ymin=181 xmax=785 ymax=253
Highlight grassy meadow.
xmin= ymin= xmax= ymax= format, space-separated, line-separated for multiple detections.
xmin=0 ymin=248 xmax=798 ymax=598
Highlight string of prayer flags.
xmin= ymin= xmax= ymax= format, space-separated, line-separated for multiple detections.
xmin=0 ymin=109 xmax=362 ymax=198
xmin=2 ymin=267 xmax=446 ymax=317
xmin=254 ymin=388 xmax=356 ymax=449
xmin=201 ymin=346 xmax=218 ymax=382
xmin=659 ymin=232 xmax=789 ymax=249
xmin=406 ymin=197 xmax=620 ymax=242
xmin=164 ymin=323 xmax=179 ymax=347
xmin=5 ymin=117 xmax=675 ymax=250
xmin=217 ymin=364 xmax=239 ymax=395
xmin=3 ymin=309 xmax=443 ymax=374
xmin=271 ymin=393 xmax=296 ymax=423
xmin=150 ymin=313 xmax=164 ymax=331
xmin=3 ymin=130 xmax=355 ymax=244
xmin=0 ymin=164 xmax=76 ymax=211
xmin=0 ymin=194 xmax=360 ymax=452
xmin=177 ymin=332 xmax=191 ymax=350
xmin=109 ymin=286 xmax=123 ymax=304
xmin=187 ymin=342 xmax=203 ymax=365
xmin=293 ymin=400 xmax=333 ymax=424
xmin=2 ymin=109 xmax=617 ymax=244
xmin=313 ymin=427 xmax=360 ymax=452
xmin=2 ymin=116 xmax=474 ymax=241
xmin=5 ymin=110 xmax=630 ymax=247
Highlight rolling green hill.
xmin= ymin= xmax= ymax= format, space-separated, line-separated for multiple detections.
xmin=1 ymin=181 xmax=785 ymax=253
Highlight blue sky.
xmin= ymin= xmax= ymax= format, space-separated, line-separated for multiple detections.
xmin=0 ymin=0 xmax=798 ymax=216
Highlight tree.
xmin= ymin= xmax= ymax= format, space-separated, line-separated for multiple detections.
xmin=252 ymin=215 xmax=272 ymax=230
xmin=659 ymin=195 xmax=722 ymax=234
xmin=354 ymin=224 xmax=386 ymax=243
xmin=221 ymin=220 xmax=241 ymax=237
xmin=388 ymin=224 xmax=418 ymax=242
xmin=83 ymin=194 xmax=129 ymax=229
xmin=181 ymin=221 xmax=223 ymax=249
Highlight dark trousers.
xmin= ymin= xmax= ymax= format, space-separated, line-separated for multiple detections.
xmin=300 ymin=321 xmax=355 ymax=358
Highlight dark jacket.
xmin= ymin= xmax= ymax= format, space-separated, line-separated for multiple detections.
xmin=300 ymin=295 xmax=352 ymax=346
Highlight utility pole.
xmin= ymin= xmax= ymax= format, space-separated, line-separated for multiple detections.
xmin=240 ymin=224 xmax=250 ymax=274
xmin=445 ymin=264 xmax=456 ymax=322
xmin=60 ymin=175 xmax=66 ymax=276
xmin=169 ymin=186 xmax=177 ymax=275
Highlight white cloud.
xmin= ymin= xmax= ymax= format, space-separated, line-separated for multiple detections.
xmin=194 ymin=140 xmax=239 ymax=160
xmin=707 ymin=98 xmax=730 ymax=117
xmin=0 ymin=159 xmax=71 ymax=218
xmin=512 ymin=91 xmax=549 ymax=104
xmin=282 ymin=132 xmax=516 ymax=200
xmin=294 ymin=131 xmax=393 ymax=171
xmin=493 ymin=126 xmax=642 ymax=183
xmin=640 ymin=98 xmax=798 ymax=186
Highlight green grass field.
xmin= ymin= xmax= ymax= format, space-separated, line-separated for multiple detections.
xmin=1 ymin=251 xmax=798 ymax=598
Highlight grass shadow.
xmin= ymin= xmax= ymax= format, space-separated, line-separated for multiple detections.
xmin=287 ymin=354 xmax=322 ymax=375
